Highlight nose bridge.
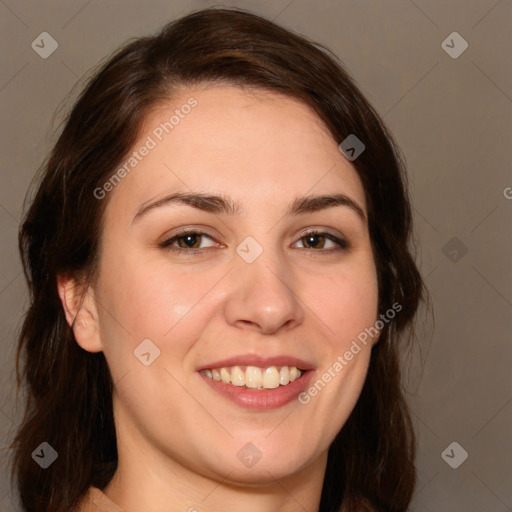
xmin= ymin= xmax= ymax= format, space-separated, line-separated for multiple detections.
xmin=223 ymin=234 xmax=304 ymax=333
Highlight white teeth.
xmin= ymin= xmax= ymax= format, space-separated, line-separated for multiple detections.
xmin=262 ymin=367 xmax=280 ymax=389
xmin=201 ymin=365 xmax=304 ymax=389
xmin=220 ymin=367 xmax=231 ymax=384
xmin=245 ymin=366 xmax=263 ymax=388
xmin=231 ymin=366 xmax=245 ymax=386
xmin=279 ymin=366 xmax=290 ymax=385
xmin=289 ymin=367 xmax=301 ymax=382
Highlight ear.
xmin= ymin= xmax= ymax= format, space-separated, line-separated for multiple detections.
xmin=57 ymin=274 xmax=103 ymax=353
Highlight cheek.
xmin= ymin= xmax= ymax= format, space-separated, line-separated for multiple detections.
xmin=306 ymin=257 xmax=379 ymax=352
xmin=296 ymin=255 xmax=378 ymax=411
xmin=294 ymin=289 xmax=377 ymax=452
xmin=95 ymin=250 xmax=224 ymax=363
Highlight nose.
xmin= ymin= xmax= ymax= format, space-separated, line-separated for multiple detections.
xmin=223 ymin=249 xmax=304 ymax=335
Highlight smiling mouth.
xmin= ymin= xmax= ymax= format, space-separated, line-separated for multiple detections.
xmin=200 ymin=365 xmax=304 ymax=390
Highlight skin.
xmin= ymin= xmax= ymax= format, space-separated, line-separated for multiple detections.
xmin=59 ymin=85 xmax=379 ymax=512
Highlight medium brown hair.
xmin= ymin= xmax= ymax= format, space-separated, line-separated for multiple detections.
xmin=11 ymin=7 xmax=424 ymax=511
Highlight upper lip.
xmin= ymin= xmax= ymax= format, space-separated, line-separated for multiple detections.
xmin=197 ymin=354 xmax=315 ymax=371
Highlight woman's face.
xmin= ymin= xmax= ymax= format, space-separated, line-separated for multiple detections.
xmin=88 ymin=85 xmax=379 ymax=485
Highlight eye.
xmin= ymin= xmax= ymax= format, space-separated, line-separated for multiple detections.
xmin=159 ymin=230 xmax=219 ymax=253
xmin=159 ymin=228 xmax=349 ymax=255
xmin=292 ymin=230 xmax=348 ymax=251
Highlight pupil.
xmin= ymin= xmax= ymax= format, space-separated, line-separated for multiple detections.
xmin=184 ymin=234 xmax=198 ymax=247
xmin=307 ymin=234 xmax=322 ymax=248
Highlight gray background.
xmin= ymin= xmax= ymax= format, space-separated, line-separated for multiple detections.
xmin=1 ymin=0 xmax=511 ymax=510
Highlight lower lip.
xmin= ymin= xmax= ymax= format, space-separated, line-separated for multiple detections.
xmin=199 ymin=371 xmax=314 ymax=410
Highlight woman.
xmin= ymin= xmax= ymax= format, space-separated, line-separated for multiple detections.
xmin=11 ymin=7 xmax=424 ymax=512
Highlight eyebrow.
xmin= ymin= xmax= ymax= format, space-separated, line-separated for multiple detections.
xmin=132 ymin=191 xmax=366 ymax=223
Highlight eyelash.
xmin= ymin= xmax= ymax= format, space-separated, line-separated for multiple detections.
xmin=159 ymin=229 xmax=349 ymax=254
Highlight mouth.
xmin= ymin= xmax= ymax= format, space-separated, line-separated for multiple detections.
xmin=200 ymin=365 xmax=304 ymax=390
xmin=197 ymin=356 xmax=315 ymax=410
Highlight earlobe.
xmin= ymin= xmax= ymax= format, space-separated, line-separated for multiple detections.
xmin=57 ymin=275 xmax=103 ymax=353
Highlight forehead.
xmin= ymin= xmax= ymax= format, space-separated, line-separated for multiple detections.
xmin=104 ymin=85 xmax=366 ymax=219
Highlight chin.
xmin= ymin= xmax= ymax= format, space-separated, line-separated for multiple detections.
xmin=204 ymin=444 xmax=317 ymax=486
xmin=216 ymin=463 xmax=303 ymax=487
